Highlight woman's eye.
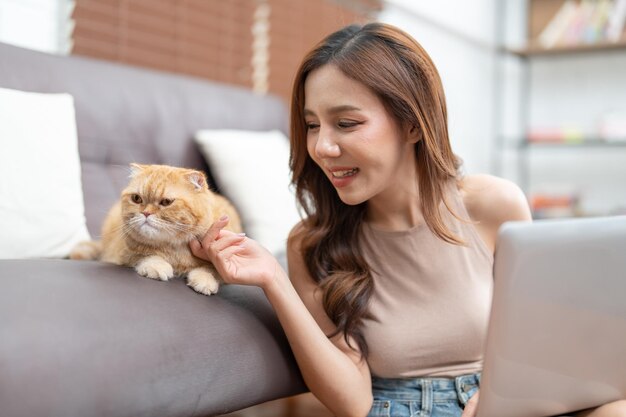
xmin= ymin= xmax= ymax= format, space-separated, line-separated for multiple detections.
xmin=306 ymin=122 xmax=320 ymax=131
xmin=131 ymin=194 xmax=143 ymax=204
xmin=160 ymin=198 xmax=174 ymax=207
xmin=338 ymin=120 xmax=359 ymax=129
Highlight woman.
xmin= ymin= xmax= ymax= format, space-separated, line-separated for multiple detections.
xmin=190 ymin=23 xmax=626 ymax=417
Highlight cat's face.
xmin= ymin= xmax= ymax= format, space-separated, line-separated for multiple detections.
xmin=120 ymin=164 xmax=213 ymax=244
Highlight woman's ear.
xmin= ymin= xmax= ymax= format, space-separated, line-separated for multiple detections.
xmin=407 ymin=125 xmax=421 ymax=144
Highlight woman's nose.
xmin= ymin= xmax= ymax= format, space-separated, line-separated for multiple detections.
xmin=315 ymin=129 xmax=341 ymax=159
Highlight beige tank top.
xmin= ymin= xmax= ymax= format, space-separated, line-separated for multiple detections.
xmin=359 ymin=185 xmax=493 ymax=378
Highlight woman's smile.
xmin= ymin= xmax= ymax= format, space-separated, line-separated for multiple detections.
xmin=329 ymin=166 xmax=360 ymax=188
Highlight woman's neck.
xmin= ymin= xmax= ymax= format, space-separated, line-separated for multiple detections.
xmin=365 ymin=186 xmax=423 ymax=232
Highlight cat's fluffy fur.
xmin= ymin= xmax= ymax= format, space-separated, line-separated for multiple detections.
xmin=70 ymin=163 xmax=242 ymax=295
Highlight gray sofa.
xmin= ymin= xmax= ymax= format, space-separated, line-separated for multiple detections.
xmin=0 ymin=42 xmax=306 ymax=416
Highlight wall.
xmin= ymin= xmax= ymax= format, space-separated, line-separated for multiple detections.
xmin=0 ymin=0 xmax=72 ymax=54
xmin=378 ymin=0 xmax=499 ymax=175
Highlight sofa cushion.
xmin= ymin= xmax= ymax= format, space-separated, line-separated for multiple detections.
xmin=0 ymin=87 xmax=90 ymax=259
xmin=195 ymin=129 xmax=300 ymax=260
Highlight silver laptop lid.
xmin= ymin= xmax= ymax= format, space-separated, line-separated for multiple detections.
xmin=477 ymin=216 xmax=626 ymax=417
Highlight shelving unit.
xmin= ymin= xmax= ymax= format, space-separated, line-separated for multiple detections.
xmin=508 ymin=38 xmax=626 ymax=56
xmin=499 ymin=0 xmax=626 ymax=218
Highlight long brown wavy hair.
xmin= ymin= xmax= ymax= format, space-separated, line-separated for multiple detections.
xmin=289 ymin=23 xmax=462 ymax=358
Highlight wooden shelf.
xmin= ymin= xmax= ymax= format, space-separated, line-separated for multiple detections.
xmin=507 ymin=39 xmax=626 ymax=57
xmin=520 ymin=139 xmax=626 ymax=148
xmin=514 ymin=0 xmax=626 ymax=57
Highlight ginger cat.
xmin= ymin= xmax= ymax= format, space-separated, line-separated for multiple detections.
xmin=70 ymin=163 xmax=242 ymax=295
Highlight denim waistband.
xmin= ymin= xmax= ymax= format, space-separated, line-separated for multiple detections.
xmin=371 ymin=372 xmax=481 ymax=404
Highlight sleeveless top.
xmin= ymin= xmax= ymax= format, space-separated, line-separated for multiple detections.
xmin=359 ymin=185 xmax=493 ymax=378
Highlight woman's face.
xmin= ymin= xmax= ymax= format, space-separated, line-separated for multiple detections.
xmin=303 ymin=64 xmax=418 ymax=207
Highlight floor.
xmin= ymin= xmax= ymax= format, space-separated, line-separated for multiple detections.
xmin=220 ymin=393 xmax=334 ymax=417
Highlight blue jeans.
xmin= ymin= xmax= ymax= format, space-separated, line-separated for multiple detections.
xmin=367 ymin=373 xmax=480 ymax=417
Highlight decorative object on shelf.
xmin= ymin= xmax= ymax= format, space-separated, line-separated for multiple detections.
xmin=598 ymin=109 xmax=626 ymax=142
xmin=527 ymin=126 xmax=585 ymax=143
xmin=530 ymin=191 xmax=581 ymax=219
xmin=607 ymin=0 xmax=626 ymax=41
xmin=538 ymin=0 xmax=626 ymax=48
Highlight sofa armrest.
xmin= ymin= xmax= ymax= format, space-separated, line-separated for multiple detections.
xmin=0 ymin=259 xmax=306 ymax=417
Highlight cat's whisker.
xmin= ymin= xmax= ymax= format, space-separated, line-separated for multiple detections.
xmin=163 ymin=218 xmax=205 ymax=232
xmin=119 ymin=224 xmax=136 ymax=239
xmin=168 ymin=222 xmax=207 ymax=238
xmin=153 ymin=218 xmax=196 ymax=234
xmin=118 ymin=217 xmax=145 ymax=238
xmin=103 ymin=221 xmax=133 ymax=237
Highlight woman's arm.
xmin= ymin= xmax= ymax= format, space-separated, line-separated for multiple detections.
xmin=190 ymin=218 xmax=373 ymax=417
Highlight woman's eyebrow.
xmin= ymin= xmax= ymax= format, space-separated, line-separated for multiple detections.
xmin=304 ymin=105 xmax=362 ymax=117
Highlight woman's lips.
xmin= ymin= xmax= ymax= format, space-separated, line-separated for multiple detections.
xmin=329 ymin=167 xmax=359 ymax=188
xmin=331 ymin=168 xmax=358 ymax=178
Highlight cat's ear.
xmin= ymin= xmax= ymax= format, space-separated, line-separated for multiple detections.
xmin=129 ymin=163 xmax=146 ymax=178
xmin=187 ymin=171 xmax=208 ymax=191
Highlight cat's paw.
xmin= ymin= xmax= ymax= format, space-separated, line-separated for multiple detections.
xmin=135 ymin=256 xmax=174 ymax=281
xmin=69 ymin=240 xmax=102 ymax=260
xmin=187 ymin=267 xmax=220 ymax=295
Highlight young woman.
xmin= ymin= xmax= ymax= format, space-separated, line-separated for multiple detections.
xmin=190 ymin=23 xmax=626 ymax=417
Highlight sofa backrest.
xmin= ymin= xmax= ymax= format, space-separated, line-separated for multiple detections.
xmin=0 ymin=42 xmax=289 ymax=236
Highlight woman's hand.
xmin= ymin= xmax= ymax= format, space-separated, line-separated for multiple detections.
xmin=461 ymin=390 xmax=479 ymax=417
xmin=189 ymin=216 xmax=281 ymax=289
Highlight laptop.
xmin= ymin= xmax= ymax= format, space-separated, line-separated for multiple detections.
xmin=476 ymin=215 xmax=626 ymax=417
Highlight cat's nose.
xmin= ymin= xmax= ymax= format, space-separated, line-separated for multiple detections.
xmin=142 ymin=211 xmax=152 ymax=218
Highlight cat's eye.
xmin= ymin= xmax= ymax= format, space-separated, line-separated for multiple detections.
xmin=131 ymin=194 xmax=143 ymax=204
xmin=160 ymin=198 xmax=174 ymax=207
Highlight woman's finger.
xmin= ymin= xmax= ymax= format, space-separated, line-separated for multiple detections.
xmin=218 ymin=244 xmax=246 ymax=260
xmin=215 ymin=229 xmax=238 ymax=238
xmin=189 ymin=239 xmax=208 ymax=260
xmin=210 ymin=233 xmax=246 ymax=253
xmin=199 ymin=215 xmax=230 ymax=247
xmin=461 ymin=390 xmax=480 ymax=417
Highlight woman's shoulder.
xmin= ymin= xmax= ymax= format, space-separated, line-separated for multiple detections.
xmin=460 ymin=174 xmax=531 ymax=223
xmin=459 ymin=174 xmax=532 ymax=248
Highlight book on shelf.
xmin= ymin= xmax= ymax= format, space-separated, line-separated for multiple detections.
xmin=538 ymin=0 xmax=579 ymax=48
xmin=584 ymin=0 xmax=613 ymax=43
xmin=537 ymin=0 xmax=626 ymax=48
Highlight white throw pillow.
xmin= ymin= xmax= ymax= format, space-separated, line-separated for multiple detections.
xmin=0 ymin=87 xmax=90 ymax=259
xmin=194 ymin=129 xmax=300 ymax=258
